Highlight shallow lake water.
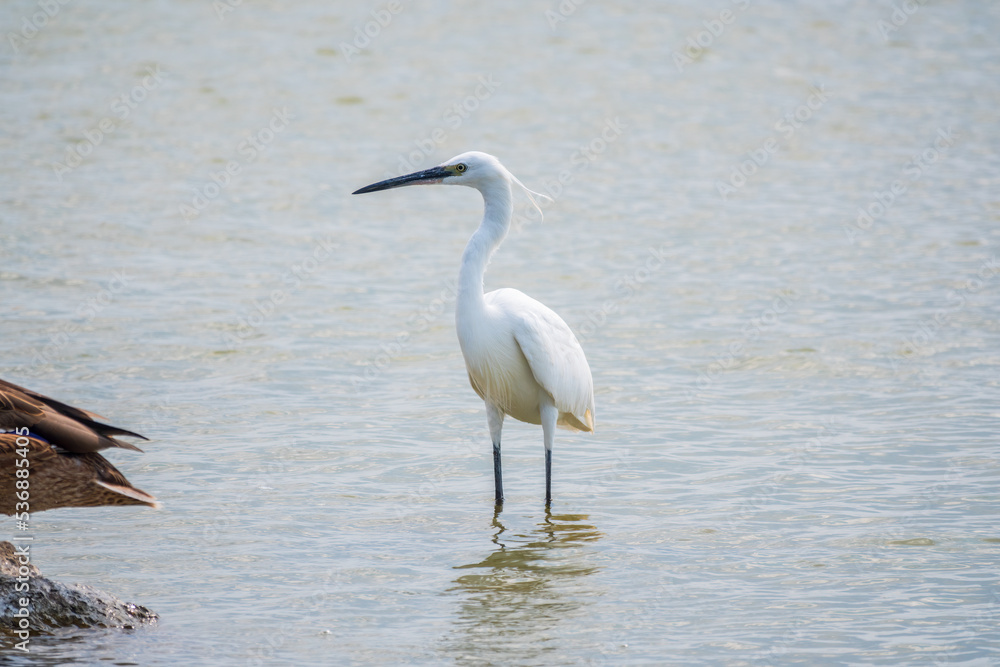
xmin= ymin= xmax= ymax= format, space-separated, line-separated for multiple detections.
xmin=2 ymin=1 xmax=999 ymax=664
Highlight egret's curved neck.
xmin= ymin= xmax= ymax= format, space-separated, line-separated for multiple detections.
xmin=458 ymin=178 xmax=513 ymax=312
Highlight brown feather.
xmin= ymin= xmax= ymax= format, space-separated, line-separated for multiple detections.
xmin=1 ymin=433 xmax=158 ymax=514
xmin=0 ymin=378 xmax=146 ymax=453
xmin=0 ymin=378 xmax=156 ymax=514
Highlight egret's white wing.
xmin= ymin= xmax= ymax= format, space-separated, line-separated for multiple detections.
xmin=488 ymin=289 xmax=595 ymax=432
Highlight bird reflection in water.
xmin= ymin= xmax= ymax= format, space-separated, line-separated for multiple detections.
xmin=444 ymin=510 xmax=602 ymax=664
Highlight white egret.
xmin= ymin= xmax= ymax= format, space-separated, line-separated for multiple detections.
xmin=353 ymin=151 xmax=595 ymax=505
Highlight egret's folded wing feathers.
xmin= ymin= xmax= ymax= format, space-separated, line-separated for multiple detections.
xmin=502 ymin=291 xmax=595 ymax=431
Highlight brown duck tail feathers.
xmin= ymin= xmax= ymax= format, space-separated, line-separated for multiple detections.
xmin=94 ymin=481 xmax=161 ymax=509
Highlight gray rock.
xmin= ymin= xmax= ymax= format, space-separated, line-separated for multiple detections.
xmin=0 ymin=540 xmax=157 ymax=633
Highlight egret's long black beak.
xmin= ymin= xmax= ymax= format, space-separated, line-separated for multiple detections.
xmin=352 ymin=165 xmax=452 ymax=195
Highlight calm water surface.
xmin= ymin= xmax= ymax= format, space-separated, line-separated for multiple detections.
xmin=1 ymin=1 xmax=999 ymax=665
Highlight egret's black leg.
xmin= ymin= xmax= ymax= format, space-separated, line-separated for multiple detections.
xmin=540 ymin=399 xmax=557 ymax=506
xmin=545 ymin=447 xmax=552 ymax=505
xmin=493 ymin=440 xmax=504 ymax=504
xmin=487 ymin=403 xmax=505 ymax=506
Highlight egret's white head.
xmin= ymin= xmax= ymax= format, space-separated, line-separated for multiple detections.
xmin=353 ymin=151 xmax=550 ymax=213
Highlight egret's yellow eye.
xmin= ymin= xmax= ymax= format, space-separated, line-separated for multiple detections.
xmin=455 ymin=163 xmax=467 ymax=173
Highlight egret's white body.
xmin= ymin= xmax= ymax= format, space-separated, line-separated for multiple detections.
xmin=354 ymin=151 xmax=595 ymax=504
xmin=460 ymin=288 xmax=593 ymax=431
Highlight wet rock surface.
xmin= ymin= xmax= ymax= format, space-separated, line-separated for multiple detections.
xmin=0 ymin=541 xmax=157 ymax=633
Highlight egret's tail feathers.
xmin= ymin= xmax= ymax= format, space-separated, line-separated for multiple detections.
xmin=557 ymin=409 xmax=595 ymax=433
